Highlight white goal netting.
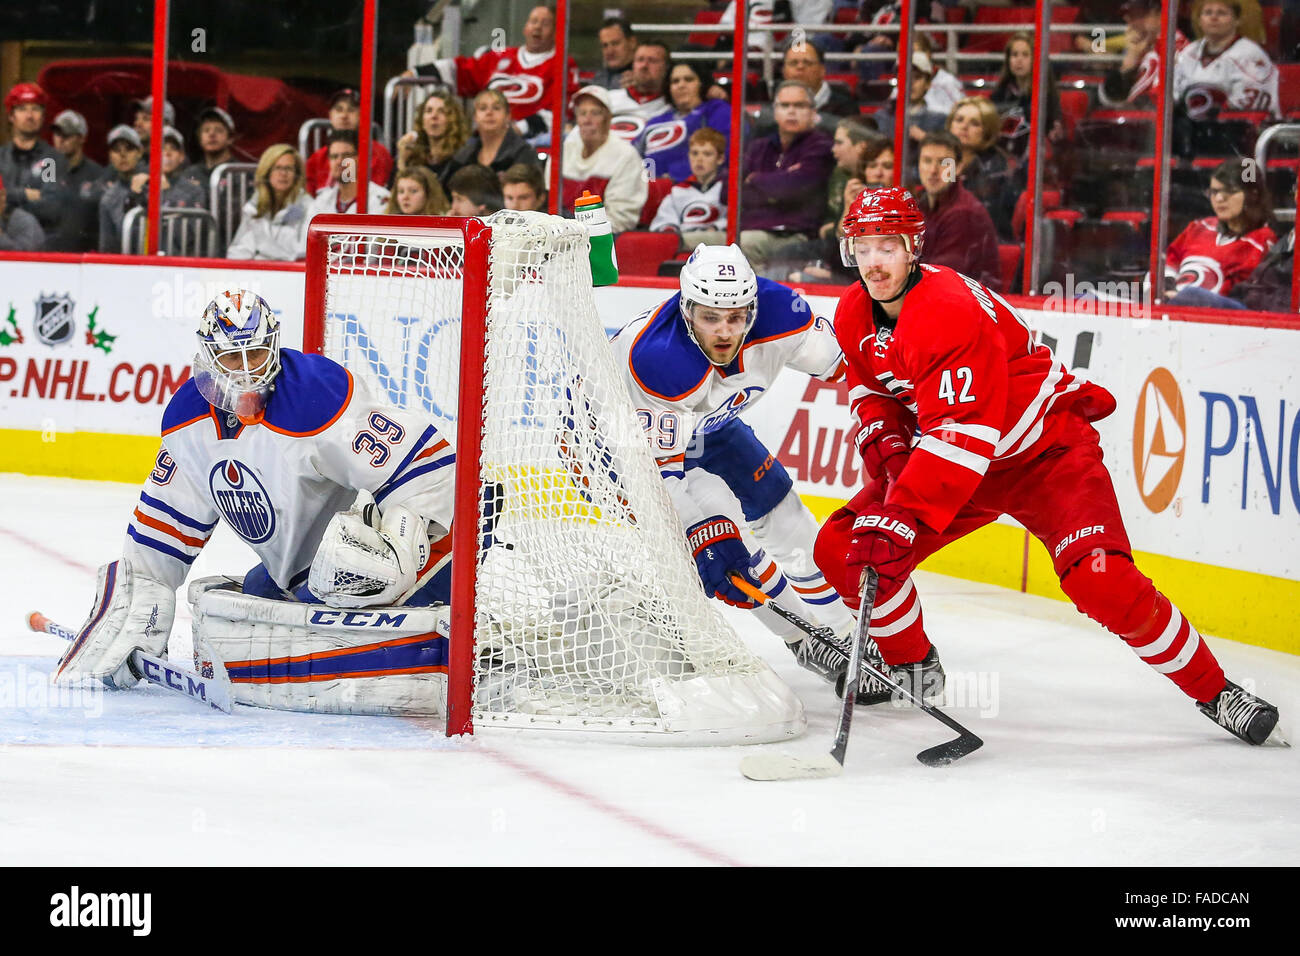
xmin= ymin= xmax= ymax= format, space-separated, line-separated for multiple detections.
xmin=314 ymin=211 xmax=803 ymax=743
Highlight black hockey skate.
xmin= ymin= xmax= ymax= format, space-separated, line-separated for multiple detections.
xmin=886 ymin=644 xmax=945 ymax=705
xmin=1197 ymin=680 xmax=1280 ymax=745
xmin=789 ymin=633 xmax=892 ymax=705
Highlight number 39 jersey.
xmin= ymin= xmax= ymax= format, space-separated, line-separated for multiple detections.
xmin=611 ymin=278 xmax=845 ymax=529
xmin=124 ymin=348 xmax=456 ymax=594
xmin=834 ymin=264 xmax=1116 ymax=535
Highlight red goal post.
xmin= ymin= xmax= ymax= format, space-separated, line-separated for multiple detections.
xmin=302 ymin=212 xmax=804 ymax=744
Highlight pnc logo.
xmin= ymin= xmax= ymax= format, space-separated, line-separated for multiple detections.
xmin=1132 ymin=367 xmax=1185 ymax=513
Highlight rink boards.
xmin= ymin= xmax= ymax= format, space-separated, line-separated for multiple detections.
xmin=0 ymin=256 xmax=1294 ymax=654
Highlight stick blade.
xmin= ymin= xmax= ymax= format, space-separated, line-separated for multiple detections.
xmin=917 ymin=733 xmax=983 ymax=767
xmin=740 ymin=751 xmax=844 ymax=781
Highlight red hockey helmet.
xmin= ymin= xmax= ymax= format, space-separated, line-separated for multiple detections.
xmin=4 ymin=82 xmax=48 ymax=115
xmin=840 ymin=186 xmax=926 ymax=266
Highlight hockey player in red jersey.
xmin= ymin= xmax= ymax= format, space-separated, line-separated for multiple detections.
xmin=814 ymin=187 xmax=1280 ymax=746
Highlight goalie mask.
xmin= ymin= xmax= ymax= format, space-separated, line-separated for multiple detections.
xmin=194 ymin=290 xmax=281 ymax=423
xmin=678 ymin=243 xmax=759 ymax=366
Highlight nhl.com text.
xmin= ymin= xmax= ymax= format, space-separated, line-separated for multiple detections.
xmin=1114 ymin=892 xmax=1251 ymax=931
xmin=49 ymin=887 xmax=151 ymax=936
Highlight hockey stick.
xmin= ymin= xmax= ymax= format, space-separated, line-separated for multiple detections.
xmin=739 ymin=568 xmax=879 ymax=780
xmin=27 ymin=611 xmax=232 ymax=714
xmin=733 ymin=574 xmax=983 ymax=771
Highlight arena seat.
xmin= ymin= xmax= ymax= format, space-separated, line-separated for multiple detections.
xmin=687 ymin=9 xmax=725 ymax=47
xmin=997 ymin=243 xmax=1022 ymax=291
xmin=1280 ymin=65 xmax=1300 ymax=118
xmin=615 ymin=231 xmax=681 ymax=276
xmin=1058 ymin=89 xmax=1089 ymax=136
xmin=636 ymin=177 xmax=677 ymax=229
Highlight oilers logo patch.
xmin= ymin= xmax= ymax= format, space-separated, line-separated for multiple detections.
xmin=208 ymin=460 xmax=276 ymax=544
xmin=697 ymin=386 xmax=764 ymax=434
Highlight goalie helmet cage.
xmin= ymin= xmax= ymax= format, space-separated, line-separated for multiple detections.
xmin=303 ymin=212 xmax=804 ymax=745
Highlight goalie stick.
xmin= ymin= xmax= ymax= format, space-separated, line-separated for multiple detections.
xmin=734 ymin=572 xmax=983 ymax=776
xmin=26 ymin=611 xmax=232 ymax=714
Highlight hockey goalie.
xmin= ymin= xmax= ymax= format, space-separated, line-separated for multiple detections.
xmin=55 ymin=289 xmax=456 ymax=716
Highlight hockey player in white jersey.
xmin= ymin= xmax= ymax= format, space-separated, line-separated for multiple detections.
xmin=611 ymin=244 xmax=884 ymax=696
xmin=55 ymin=290 xmax=457 ymax=715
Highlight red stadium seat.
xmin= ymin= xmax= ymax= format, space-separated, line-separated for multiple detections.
xmin=997 ymin=243 xmax=1021 ymax=291
xmin=1279 ymin=65 xmax=1300 ymax=118
xmin=1058 ymin=89 xmax=1089 ymax=136
xmin=637 ymin=177 xmax=676 ymax=229
xmin=687 ymin=10 xmax=724 ymax=47
xmin=1101 ymin=210 xmax=1149 ymax=225
xmin=615 ymin=231 xmax=681 ymax=276
xmin=1046 ymin=209 xmax=1085 ymax=224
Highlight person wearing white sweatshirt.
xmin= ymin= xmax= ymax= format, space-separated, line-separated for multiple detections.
xmin=548 ymin=85 xmax=647 ymax=234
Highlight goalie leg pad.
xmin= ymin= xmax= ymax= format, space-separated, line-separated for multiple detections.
xmin=191 ymin=576 xmax=448 ymax=716
xmin=57 ymin=559 xmax=175 ymax=687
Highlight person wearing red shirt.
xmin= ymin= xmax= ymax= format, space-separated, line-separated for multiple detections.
xmin=304 ymin=89 xmax=394 ymax=197
xmin=814 ymin=186 xmax=1280 ymax=747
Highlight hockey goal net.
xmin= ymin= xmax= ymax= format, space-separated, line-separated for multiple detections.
xmin=303 ymin=212 xmax=803 ymax=743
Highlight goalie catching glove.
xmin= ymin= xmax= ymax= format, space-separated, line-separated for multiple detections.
xmin=686 ymin=516 xmax=760 ymax=608
xmin=55 ymin=558 xmax=175 ymax=687
xmin=308 ymin=490 xmax=429 ymax=608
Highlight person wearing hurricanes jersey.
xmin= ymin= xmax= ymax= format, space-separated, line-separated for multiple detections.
xmin=816 ymin=187 xmax=1280 ymax=746
xmin=54 ymin=290 xmax=458 ymax=716
xmin=610 ymin=244 xmax=873 ymax=692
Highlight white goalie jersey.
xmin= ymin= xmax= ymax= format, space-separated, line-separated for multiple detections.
xmin=126 ymin=348 xmax=456 ymax=597
xmin=610 ymin=278 xmax=845 ymax=529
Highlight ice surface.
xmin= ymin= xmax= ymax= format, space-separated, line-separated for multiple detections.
xmin=1 ymin=474 xmax=1296 ymax=866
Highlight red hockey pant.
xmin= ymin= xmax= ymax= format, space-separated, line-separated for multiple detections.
xmin=814 ymin=414 xmax=1225 ymax=703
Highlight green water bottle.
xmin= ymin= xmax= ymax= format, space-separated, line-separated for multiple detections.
xmin=574 ymin=190 xmax=619 ymax=287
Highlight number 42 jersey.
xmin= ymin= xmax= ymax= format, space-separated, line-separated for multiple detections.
xmin=124 ymin=348 xmax=456 ymax=595
xmin=835 ymin=264 xmax=1117 ymax=535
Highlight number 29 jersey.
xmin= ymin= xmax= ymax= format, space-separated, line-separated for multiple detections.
xmin=834 ymin=264 xmax=1116 ymax=535
xmin=124 ymin=348 xmax=456 ymax=595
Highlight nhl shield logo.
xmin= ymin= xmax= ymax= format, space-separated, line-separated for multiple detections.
xmin=34 ymin=293 xmax=76 ymax=347
xmin=209 ymin=460 xmax=277 ymax=544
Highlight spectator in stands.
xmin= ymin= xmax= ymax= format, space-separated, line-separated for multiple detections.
xmin=738 ymin=80 xmax=835 ymax=275
xmin=447 ymin=164 xmax=503 ymax=217
xmin=852 ymin=0 xmax=941 ymax=83
xmin=913 ymin=130 xmax=1002 ymax=290
xmin=550 ymin=86 xmax=647 ymax=233
xmin=502 ymin=163 xmax=548 ymax=211
xmin=385 ymin=166 xmax=450 ymax=216
xmin=98 ymin=125 xmax=206 ymax=255
xmin=305 ymin=89 xmax=395 ymax=196
xmin=1228 ymin=229 xmax=1294 ymax=313
xmin=156 ymin=127 xmax=206 ymax=207
xmin=410 ymin=5 xmax=579 ymax=143
xmin=1098 ymin=0 xmax=1188 ymax=108
xmin=781 ymin=38 xmax=856 ymax=118
xmin=593 ymin=17 xmax=637 ymax=89
xmin=779 ymin=122 xmax=883 ymax=284
xmin=912 ymin=33 xmax=964 ymax=116
xmin=226 ymin=144 xmax=311 ymax=261
xmin=1173 ymin=0 xmax=1280 ymax=120
xmin=1165 ymin=159 xmax=1276 ymax=304
xmin=991 ymin=33 xmax=1064 ymax=160
xmin=445 ymin=89 xmax=541 ymax=183
xmin=609 ymin=41 xmax=672 ymax=143
xmin=0 ymin=173 xmax=45 ymax=251
xmin=0 ymin=82 xmax=66 ymax=248
xmin=130 ymin=96 xmax=175 ymax=148
xmin=651 ymin=127 xmax=728 ymax=250
xmin=639 ymin=61 xmax=731 ymax=183
xmin=874 ymin=53 xmax=949 ymax=146
xmin=946 ymin=96 xmax=1018 ymax=240
xmin=178 ymin=106 xmax=237 ymax=194
xmin=306 ymin=129 xmax=391 ymax=221
xmin=49 ymin=110 xmax=102 ymax=252
xmin=396 ymin=91 xmax=470 ymax=188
